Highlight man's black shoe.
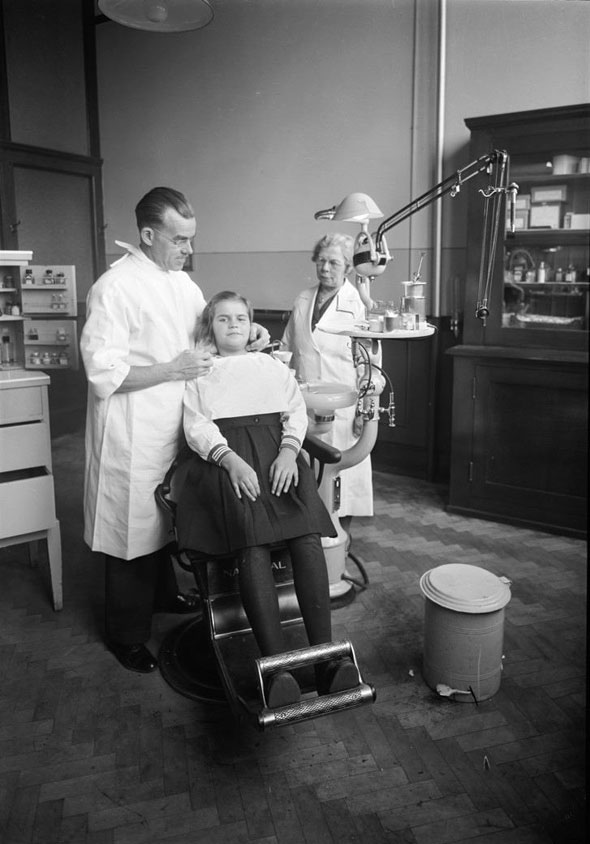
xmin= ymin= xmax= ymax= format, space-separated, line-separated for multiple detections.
xmin=157 ymin=591 xmax=200 ymax=614
xmin=109 ymin=642 xmax=158 ymax=673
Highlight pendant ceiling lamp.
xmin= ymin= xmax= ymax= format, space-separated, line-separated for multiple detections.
xmin=98 ymin=0 xmax=214 ymax=33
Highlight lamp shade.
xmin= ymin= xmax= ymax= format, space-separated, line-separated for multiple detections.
xmin=332 ymin=192 xmax=383 ymax=223
xmin=98 ymin=0 xmax=214 ymax=32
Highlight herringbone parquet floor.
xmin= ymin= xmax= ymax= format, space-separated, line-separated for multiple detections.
xmin=0 ymin=431 xmax=586 ymax=844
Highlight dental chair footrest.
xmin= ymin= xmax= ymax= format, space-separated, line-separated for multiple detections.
xmin=255 ymin=639 xmax=375 ymax=728
xmin=257 ymin=682 xmax=376 ymax=729
xmin=257 ymin=639 xmax=354 ymax=677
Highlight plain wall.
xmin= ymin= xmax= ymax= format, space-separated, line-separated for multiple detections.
xmin=95 ymin=0 xmax=590 ymax=314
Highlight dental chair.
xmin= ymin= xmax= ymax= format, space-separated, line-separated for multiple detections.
xmin=155 ymin=435 xmax=376 ymax=730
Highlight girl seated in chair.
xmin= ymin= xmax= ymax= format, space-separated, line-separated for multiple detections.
xmin=176 ymin=290 xmax=359 ymax=708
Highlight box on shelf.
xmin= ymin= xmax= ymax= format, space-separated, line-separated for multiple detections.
xmin=552 ymin=155 xmax=580 ymax=175
xmin=563 ymin=212 xmax=590 ymax=230
xmin=530 ymin=184 xmax=568 ymax=204
xmin=529 ymin=203 xmax=562 ymax=229
xmin=0 ymin=249 xmax=33 ymax=264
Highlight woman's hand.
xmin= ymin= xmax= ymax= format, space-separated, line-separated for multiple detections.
xmin=246 ymin=322 xmax=271 ymax=351
xmin=353 ymin=413 xmax=364 ymax=437
xmin=269 ymin=448 xmax=299 ymax=496
xmin=220 ymin=452 xmax=260 ymax=501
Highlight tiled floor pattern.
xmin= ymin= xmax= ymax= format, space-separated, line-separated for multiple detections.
xmin=0 ymin=431 xmax=586 ymax=843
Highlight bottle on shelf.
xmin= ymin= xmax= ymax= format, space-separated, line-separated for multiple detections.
xmin=1 ymin=332 xmax=14 ymax=364
xmin=565 ymin=265 xmax=577 ymax=283
xmin=23 ymin=269 xmax=34 ymax=285
xmin=537 ymin=261 xmax=547 ymax=284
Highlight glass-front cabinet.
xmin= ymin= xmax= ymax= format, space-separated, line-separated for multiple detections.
xmin=503 ymin=152 xmax=589 ymax=333
xmin=462 ymin=104 xmax=589 ymax=352
xmin=0 ymin=255 xmax=79 ymax=371
xmin=449 ymin=105 xmax=589 ymax=538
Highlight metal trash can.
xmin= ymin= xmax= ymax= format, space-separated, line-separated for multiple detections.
xmin=419 ymin=564 xmax=511 ymax=702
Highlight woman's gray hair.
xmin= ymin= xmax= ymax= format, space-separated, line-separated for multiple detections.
xmin=311 ymin=233 xmax=354 ymax=270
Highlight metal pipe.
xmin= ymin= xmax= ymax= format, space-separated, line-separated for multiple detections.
xmin=408 ymin=0 xmax=420 ymax=281
xmin=433 ymin=0 xmax=447 ymax=317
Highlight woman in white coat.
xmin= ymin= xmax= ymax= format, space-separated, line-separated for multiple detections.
xmin=281 ymin=233 xmax=374 ymax=527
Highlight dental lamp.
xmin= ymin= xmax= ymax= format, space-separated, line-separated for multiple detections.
xmin=315 ymin=150 xmax=518 ymax=325
xmin=98 ymin=0 xmax=214 ymax=32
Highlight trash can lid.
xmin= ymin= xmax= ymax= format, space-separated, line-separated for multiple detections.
xmin=419 ymin=564 xmax=511 ymax=613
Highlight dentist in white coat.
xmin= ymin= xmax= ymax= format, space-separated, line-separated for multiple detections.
xmin=281 ymin=233 xmax=374 ymax=528
xmin=81 ymin=187 xmax=268 ymax=674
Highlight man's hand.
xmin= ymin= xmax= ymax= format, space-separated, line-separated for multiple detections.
xmin=171 ymin=345 xmax=214 ymax=380
xmin=220 ymin=452 xmax=260 ymax=501
xmin=117 ymin=345 xmax=213 ymax=392
xmin=269 ymin=448 xmax=298 ymax=496
xmin=247 ymin=322 xmax=271 ymax=352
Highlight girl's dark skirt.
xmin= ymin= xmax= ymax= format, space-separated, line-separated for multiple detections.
xmin=175 ymin=413 xmax=336 ymax=555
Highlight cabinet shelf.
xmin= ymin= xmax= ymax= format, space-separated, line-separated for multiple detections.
xmin=21 ymin=284 xmax=68 ymax=290
xmin=514 ymin=281 xmax=589 ymax=289
xmin=510 ymin=171 xmax=590 ymax=184
xmin=24 ymin=310 xmax=73 ymax=316
xmin=507 ymin=229 xmax=588 ymax=245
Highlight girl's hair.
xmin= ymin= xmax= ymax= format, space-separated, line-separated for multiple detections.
xmin=196 ymin=290 xmax=253 ymax=347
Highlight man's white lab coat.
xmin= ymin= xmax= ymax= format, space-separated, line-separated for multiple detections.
xmin=80 ymin=244 xmax=206 ymax=560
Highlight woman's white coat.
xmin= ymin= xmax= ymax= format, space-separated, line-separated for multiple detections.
xmin=282 ymin=279 xmax=374 ymax=516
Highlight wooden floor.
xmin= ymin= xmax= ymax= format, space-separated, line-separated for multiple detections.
xmin=0 ymin=431 xmax=586 ymax=844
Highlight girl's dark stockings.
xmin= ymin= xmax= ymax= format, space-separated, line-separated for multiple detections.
xmin=238 ymin=533 xmax=331 ymax=656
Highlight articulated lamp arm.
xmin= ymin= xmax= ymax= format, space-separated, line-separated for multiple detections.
xmin=315 ymin=149 xmax=518 ymax=325
xmin=374 ymin=150 xmax=510 ymax=250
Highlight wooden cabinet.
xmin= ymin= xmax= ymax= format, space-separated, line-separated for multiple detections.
xmin=449 ymin=105 xmax=589 ymax=537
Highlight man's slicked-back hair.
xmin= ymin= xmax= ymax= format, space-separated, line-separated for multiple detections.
xmin=135 ymin=187 xmax=194 ymax=231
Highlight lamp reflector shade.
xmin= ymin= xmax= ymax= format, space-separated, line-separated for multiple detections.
xmin=98 ymin=0 xmax=214 ymax=32
xmin=332 ymin=192 xmax=383 ymax=223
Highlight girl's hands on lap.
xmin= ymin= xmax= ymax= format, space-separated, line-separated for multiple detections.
xmin=269 ymin=449 xmax=299 ymax=496
xmin=221 ymin=453 xmax=260 ymax=501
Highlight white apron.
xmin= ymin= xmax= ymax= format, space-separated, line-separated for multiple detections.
xmin=80 ymin=244 xmax=207 ymax=560
xmin=281 ymin=280 xmax=374 ymax=517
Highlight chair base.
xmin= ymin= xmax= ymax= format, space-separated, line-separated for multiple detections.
xmin=158 ymin=613 xmax=228 ymax=705
xmin=158 ymin=614 xmax=319 ymax=712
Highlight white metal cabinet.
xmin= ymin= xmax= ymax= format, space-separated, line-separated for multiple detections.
xmin=0 ymin=369 xmax=63 ymax=610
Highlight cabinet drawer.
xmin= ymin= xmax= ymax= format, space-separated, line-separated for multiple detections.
xmin=0 ymin=471 xmax=56 ymax=538
xmin=0 ymin=422 xmax=51 ymax=472
xmin=0 ymin=385 xmax=45 ymax=424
